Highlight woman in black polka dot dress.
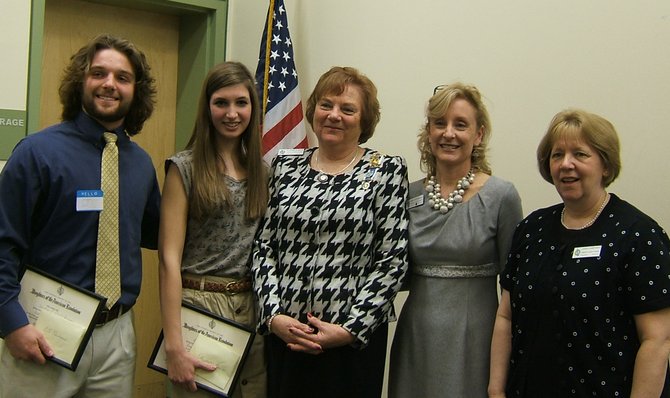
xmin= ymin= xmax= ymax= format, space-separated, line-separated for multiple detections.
xmin=489 ymin=109 xmax=670 ymax=397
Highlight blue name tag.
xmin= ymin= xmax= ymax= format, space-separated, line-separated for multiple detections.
xmin=76 ymin=190 xmax=104 ymax=212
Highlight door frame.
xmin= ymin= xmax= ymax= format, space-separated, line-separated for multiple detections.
xmin=27 ymin=0 xmax=228 ymax=150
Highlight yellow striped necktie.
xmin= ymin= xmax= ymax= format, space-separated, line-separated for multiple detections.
xmin=95 ymin=132 xmax=121 ymax=309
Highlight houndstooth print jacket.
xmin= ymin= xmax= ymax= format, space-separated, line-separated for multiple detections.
xmin=251 ymin=147 xmax=409 ymax=347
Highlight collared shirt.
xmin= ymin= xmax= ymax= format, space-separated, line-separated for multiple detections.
xmin=0 ymin=112 xmax=160 ymax=337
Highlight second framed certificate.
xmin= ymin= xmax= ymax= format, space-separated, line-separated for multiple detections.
xmin=148 ymin=302 xmax=255 ymax=397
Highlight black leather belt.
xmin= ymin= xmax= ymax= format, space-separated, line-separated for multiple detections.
xmin=96 ymin=304 xmax=130 ymax=326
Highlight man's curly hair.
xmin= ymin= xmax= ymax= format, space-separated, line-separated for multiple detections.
xmin=59 ymin=34 xmax=156 ymax=135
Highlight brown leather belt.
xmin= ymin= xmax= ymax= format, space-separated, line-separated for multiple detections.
xmin=182 ymin=275 xmax=252 ymax=295
xmin=96 ymin=304 xmax=130 ymax=326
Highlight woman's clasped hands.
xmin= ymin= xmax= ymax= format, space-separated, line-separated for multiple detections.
xmin=270 ymin=313 xmax=356 ymax=355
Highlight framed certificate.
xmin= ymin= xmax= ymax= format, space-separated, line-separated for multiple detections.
xmin=16 ymin=266 xmax=106 ymax=370
xmin=148 ymin=302 xmax=255 ymax=397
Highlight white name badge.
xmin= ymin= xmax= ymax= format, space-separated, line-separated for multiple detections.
xmin=572 ymin=245 xmax=602 ymax=259
xmin=409 ymin=195 xmax=424 ymax=209
xmin=76 ymin=190 xmax=103 ymax=212
xmin=277 ymin=148 xmax=304 ymax=156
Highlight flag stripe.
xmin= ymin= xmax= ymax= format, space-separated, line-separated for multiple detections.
xmin=263 ymin=101 xmax=304 ymax=152
xmin=264 ymin=128 xmax=308 ymax=161
xmin=262 ymin=86 xmax=303 ymax=130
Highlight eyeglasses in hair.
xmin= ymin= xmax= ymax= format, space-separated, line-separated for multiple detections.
xmin=433 ymin=85 xmax=446 ymax=95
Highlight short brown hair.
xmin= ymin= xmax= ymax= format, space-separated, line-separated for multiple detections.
xmin=537 ymin=109 xmax=621 ymax=187
xmin=305 ymin=66 xmax=380 ymax=144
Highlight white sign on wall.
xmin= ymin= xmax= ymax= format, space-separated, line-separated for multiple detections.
xmin=1 ymin=0 xmax=31 ymax=159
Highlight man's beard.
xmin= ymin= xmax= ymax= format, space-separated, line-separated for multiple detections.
xmin=82 ymin=94 xmax=132 ymax=126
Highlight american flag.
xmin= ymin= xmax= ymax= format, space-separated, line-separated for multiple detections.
xmin=255 ymin=0 xmax=308 ymax=163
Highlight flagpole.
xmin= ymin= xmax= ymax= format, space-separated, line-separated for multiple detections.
xmin=262 ymin=0 xmax=275 ymax=117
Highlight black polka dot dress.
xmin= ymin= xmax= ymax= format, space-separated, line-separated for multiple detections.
xmin=501 ymin=194 xmax=670 ymax=397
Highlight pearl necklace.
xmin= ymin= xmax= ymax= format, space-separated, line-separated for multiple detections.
xmin=425 ymin=169 xmax=475 ymax=214
xmin=315 ymin=148 xmax=359 ymax=177
xmin=561 ymin=193 xmax=610 ymax=230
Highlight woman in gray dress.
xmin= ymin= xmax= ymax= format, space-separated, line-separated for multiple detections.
xmin=389 ymin=83 xmax=522 ymax=398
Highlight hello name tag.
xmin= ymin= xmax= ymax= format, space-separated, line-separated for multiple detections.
xmin=409 ymin=195 xmax=424 ymax=209
xmin=572 ymin=245 xmax=602 ymax=259
xmin=76 ymin=190 xmax=103 ymax=212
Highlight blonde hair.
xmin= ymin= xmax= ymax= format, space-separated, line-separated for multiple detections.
xmin=418 ymin=82 xmax=492 ymax=176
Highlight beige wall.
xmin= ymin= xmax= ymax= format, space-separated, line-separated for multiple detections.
xmin=226 ymin=1 xmax=670 ymax=396
xmin=1 ymin=0 xmax=30 ymax=163
xmin=1 ymin=0 xmax=30 ymax=111
xmin=227 ymin=0 xmax=670 ymax=230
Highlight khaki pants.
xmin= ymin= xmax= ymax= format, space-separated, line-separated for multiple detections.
xmin=0 ymin=310 xmax=136 ymax=398
xmin=170 ymin=280 xmax=267 ymax=398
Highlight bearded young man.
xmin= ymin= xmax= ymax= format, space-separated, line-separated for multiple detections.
xmin=0 ymin=34 xmax=160 ymax=397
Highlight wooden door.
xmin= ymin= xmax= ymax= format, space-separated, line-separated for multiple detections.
xmin=41 ymin=0 xmax=179 ymax=396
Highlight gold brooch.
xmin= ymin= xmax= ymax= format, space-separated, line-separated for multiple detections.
xmin=370 ymin=153 xmax=382 ymax=168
